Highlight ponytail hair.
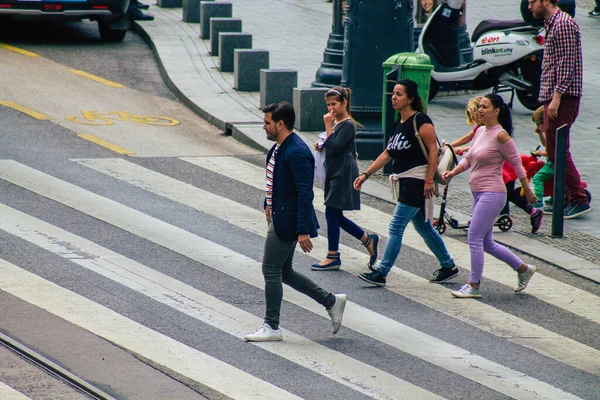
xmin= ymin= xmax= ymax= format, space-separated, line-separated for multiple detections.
xmin=325 ymin=86 xmax=363 ymax=126
xmin=325 ymin=86 xmax=353 ymax=117
xmin=484 ymin=93 xmax=513 ymax=136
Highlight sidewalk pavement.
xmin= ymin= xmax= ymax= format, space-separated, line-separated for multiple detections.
xmin=133 ymin=0 xmax=600 ymax=284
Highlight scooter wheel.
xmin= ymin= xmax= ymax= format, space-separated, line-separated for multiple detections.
xmin=497 ymin=215 xmax=513 ymax=232
xmin=432 ymin=219 xmax=446 ymax=235
xmin=429 ymin=78 xmax=439 ymax=101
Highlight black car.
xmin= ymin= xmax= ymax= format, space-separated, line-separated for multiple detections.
xmin=0 ymin=0 xmax=131 ymax=42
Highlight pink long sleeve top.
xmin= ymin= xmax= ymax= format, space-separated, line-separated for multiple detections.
xmin=458 ymin=124 xmax=526 ymax=193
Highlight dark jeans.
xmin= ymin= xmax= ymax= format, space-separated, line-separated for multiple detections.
xmin=325 ymin=207 xmax=365 ymax=252
xmin=501 ymin=181 xmax=533 ymax=216
xmin=262 ymin=223 xmax=334 ymax=329
xmin=544 ymin=96 xmax=589 ymax=206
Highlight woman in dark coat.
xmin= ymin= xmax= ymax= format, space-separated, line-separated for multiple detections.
xmin=312 ymin=86 xmax=379 ymax=271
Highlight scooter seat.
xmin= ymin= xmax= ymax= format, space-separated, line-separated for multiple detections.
xmin=472 ymin=19 xmax=536 ymax=43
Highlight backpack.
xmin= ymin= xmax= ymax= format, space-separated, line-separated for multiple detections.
xmin=413 ymin=112 xmax=457 ymax=185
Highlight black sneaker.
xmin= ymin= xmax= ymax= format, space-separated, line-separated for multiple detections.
xmin=429 ymin=267 xmax=459 ymax=283
xmin=358 ymin=270 xmax=386 ymax=287
xmin=530 ymin=208 xmax=543 ymax=234
xmin=589 ymin=8 xmax=600 ymax=17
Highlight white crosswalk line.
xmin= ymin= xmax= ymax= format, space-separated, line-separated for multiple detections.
xmin=181 ymin=156 xmax=600 ymax=325
xmin=73 ymin=157 xmax=600 ymax=377
xmin=0 ymin=160 xmax=583 ymax=400
xmin=0 ymin=382 xmax=31 ymax=400
xmin=0 ymin=203 xmax=441 ymax=400
xmin=0 ymin=260 xmax=299 ymax=400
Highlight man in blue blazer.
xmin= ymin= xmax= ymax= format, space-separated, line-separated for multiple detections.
xmin=244 ymin=101 xmax=347 ymax=342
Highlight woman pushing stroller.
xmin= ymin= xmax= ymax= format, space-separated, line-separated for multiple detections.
xmin=353 ymin=79 xmax=458 ymax=287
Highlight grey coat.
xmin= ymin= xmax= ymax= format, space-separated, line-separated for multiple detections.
xmin=322 ymin=119 xmax=361 ymax=210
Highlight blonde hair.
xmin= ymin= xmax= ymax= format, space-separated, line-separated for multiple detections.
xmin=532 ymin=105 xmax=544 ymax=126
xmin=465 ymin=96 xmax=483 ymax=127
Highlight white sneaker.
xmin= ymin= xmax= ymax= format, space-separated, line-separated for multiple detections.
xmin=327 ymin=294 xmax=347 ymax=334
xmin=451 ymin=284 xmax=482 ymax=298
xmin=243 ymin=323 xmax=282 ymax=342
xmin=515 ymin=265 xmax=537 ymax=293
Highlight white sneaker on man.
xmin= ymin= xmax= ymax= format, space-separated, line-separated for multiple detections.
xmin=327 ymin=294 xmax=347 ymax=334
xmin=243 ymin=323 xmax=282 ymax=342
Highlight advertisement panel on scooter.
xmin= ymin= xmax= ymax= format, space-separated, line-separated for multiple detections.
xmin=474 ymin=33 xmax=543 ymax=67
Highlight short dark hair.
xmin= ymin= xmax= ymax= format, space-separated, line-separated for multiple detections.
xmin=262 ymin=101 xmax=295 ymax=131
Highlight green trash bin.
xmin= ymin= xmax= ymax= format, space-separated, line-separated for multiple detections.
xmin=381 ymin=52 xmax=433 ymax=173
xmin=382 ymin=52 xmax=433 ymax=116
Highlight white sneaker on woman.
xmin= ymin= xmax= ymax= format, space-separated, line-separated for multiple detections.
xmin=451 ymin=284 xmax=482 ymax=298
xmin=515 ymin=265 xmax=537 ymax=292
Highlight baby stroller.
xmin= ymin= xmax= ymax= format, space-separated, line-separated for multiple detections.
xmin=432 ymin=151 xmax=592 ymax=235
xmin=432 ymin=184 xmax=512 ymax=235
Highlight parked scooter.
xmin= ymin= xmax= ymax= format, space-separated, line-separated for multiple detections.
xmin=417 ymin=0 xmax=544 ymax=110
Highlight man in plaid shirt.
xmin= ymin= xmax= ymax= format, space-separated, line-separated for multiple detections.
xmin=529 ymin=0 xmax=591 ymax=219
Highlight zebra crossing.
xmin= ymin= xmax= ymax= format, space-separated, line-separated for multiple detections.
xmin=0 ymin=156 xmax=598 ymax=400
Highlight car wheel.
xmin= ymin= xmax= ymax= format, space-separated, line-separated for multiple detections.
xmin=98 ymin=22 xmax=127 ymax=43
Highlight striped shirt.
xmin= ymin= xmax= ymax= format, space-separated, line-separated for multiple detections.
xmin=265 ymin=145 xmax=279 ymax=208
xmin=539 ymin=8 xmax=583 ymax=102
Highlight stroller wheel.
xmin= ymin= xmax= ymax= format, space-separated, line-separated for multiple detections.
xmin=432 ymin=219 xmax=446 ymax=235
xmin=497 ymin=215 xmax=513 ymax=232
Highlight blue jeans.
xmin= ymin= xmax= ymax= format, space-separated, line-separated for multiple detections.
xmin=377 ymin=202 xmax=454 ymax=277
xmin=325 ymin=207 xmax=365 ymax=252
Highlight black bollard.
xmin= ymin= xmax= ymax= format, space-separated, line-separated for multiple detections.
xmin=551 ymin=124 xmax=568 ymax=238
xmin=312 ymin=0 xmax=344 ymax=88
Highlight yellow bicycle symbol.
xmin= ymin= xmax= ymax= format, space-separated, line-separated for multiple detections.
xmin=66 ymin=110 xmax=180 ymax=126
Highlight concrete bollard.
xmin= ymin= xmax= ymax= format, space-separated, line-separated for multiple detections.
xmin=260 ymin=69 xmax=298 ymax=108
xmin=234 ymin=49 xmax=269 ymax=92
xmin=293 ymin=88 xmax=328 ymax=132
xmin=219 ymin=33 xmax=252 ymax=72
xmin=200 ymin=1 xmax=232 ymax=39
xmin=210 ymin=18 xmax=242 ymax=56
xmin=183 ymin=0 xmax=202 ymax=22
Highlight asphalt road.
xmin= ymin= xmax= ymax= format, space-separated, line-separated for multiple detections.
xmin=0 ymin=21 xmax=599 ymax=400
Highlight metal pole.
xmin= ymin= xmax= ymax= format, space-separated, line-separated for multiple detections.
xmin=333 ymin=0 xmax=343 ymax=34
xmin=550 ymin=124 xmax=568 ymax=238
xmin=311 ymin=0 xmax=344 ymax=87
xmin=383 ymin=65 xmax=401 ymax=175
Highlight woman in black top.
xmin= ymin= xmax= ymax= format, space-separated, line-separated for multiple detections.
xmin=353 ymin=79 xmax=456 ymax=287
xmin=312 ymin=86 xmax=379 ymax=271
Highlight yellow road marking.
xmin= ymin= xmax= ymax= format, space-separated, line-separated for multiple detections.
xmin=77 ymin=134 xmax=133 ymax=155
xmin=69 ymin=70 xmax=125 ymax=88
xmin=0 ymin=43 xmax=40 ymax=57
xmin=0 ymin=101 xmax=51 ymax=120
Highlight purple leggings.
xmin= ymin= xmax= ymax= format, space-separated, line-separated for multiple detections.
xmin=468 ymin=192 xmax=524 ymax=284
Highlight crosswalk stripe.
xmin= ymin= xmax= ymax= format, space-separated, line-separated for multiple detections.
xmin=181 ymin=156 xmax=600 ymax=325
xmin=73 ymin=157 xmax=600 ymax=377
xmin=0 ymin=203 xmax=441 ymax=400
xmin=0 ymin=382 xmax=31 ymax=400
xmin=0 ymin=259 xmax=299 ymax=400
xmin=0 ymin=160 xmax=582 ymax=400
